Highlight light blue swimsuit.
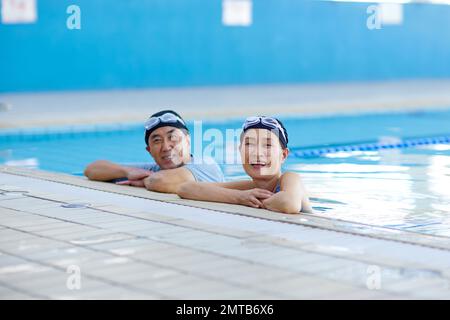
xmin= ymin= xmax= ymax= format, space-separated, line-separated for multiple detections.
xmin=113 ymin=156 xmax=224 ymax=183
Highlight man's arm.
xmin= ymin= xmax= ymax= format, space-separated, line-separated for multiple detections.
xmin=143 ymin=166 xmax=197 ymax=194
xmin=84 ymin=160 xmax=150 ymax=182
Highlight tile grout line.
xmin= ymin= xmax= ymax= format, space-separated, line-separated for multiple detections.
xmin=0 ymin=279 xmax=48 ymax=299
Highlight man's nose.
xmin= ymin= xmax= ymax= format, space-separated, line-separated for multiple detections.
xmin=161 ymin=138 xmax=173 ymax=151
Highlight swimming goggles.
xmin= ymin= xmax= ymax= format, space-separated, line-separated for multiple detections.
xmin=144 ymin=112 xmax=186 ymax=131
xmin=242 ymin=116 xmax=287 ymax=145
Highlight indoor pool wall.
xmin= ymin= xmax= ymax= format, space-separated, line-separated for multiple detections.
xmin=2 ymin=1 xmax=450 ymax=92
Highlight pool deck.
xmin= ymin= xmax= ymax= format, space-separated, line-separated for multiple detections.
xmin=1 ymin=80 xmax=450 ymax=299
xmin=1 ymin=165 xmax=450 ymax=299
xmin=2 ymin=79 xmax=450 ymax=128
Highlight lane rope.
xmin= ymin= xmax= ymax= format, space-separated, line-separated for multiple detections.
xmin=290 ymin=135 xmax=450 ymax=158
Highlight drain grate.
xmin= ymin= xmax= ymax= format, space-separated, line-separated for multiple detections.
xmin=61 ymin=203 xmax=91 ymax=209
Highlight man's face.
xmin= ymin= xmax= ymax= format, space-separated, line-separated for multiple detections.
xmin=146 ymin=126 xmax=191 ymax=169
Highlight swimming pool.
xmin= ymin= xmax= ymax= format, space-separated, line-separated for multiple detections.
xmin=1 ymin=109 xmax=450 ymax=237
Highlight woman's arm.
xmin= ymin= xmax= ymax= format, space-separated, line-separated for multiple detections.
xmin=262 ymin=172 xmax=312 ymax=214
xmin=177 ymin=180 xmax=273 ymax=208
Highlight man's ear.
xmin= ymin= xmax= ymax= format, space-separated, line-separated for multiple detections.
xmin=146 ymin=146 xmax=151 ymax=153
xmin=282 ymin=148 xmax=289 ymax=163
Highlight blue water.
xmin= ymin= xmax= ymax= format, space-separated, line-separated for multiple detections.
xmin=1 ymin=109 xmax=450 ymax=236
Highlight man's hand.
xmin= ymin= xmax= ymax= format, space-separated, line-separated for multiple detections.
xmin=115 ymin=168 xmax=152 ymax=187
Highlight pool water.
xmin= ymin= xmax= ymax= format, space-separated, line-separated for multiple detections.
xmin=1 ymin=109 xmax=450 ymax=236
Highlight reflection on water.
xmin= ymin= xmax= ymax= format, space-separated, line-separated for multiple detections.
xmin=301 ymin=145 xmax=450 ymax=237
xmin=226 ymin=144 xmax=450 ymax=237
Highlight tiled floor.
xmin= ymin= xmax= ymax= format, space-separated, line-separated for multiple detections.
xmin=1 ymin=167 xmax=450 ymax=299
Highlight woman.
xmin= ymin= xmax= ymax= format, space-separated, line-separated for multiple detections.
xmin=177 ymin=116 xmax=312 ymax=214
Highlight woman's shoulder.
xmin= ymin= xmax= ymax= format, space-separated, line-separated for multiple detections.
xmin=280 ymin=171 xmax=301 ymax=181
xmin=279 ymin=171 xmax=305 ymax=191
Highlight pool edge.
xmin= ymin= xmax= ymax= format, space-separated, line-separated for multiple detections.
xmin=2 ymin=165 xmax=449 ymax=252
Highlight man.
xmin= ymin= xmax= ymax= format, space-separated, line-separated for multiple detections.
xmin=84 ymin=110 xmax=224 ymax=193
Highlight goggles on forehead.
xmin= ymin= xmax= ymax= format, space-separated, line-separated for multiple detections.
xmin=242 ymin=116 xmax=288 ymax=146
xmin=144 ymin=112 xmax=186 ymax=131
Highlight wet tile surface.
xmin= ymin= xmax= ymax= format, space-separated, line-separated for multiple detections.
xmin=1 ymin=171 xmax=450 ymax=299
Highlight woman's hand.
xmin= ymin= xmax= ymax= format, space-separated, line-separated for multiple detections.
xmin=261 ymin=191 xmax=304 ymax=214
xmin=261 ymin=194 xmax=283 ymax=212
xmin=236 ymin=188 xmax=274 ymax=208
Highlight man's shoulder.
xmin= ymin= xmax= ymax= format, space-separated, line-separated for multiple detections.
xmin=184 ymin=157 xmax=224 ymax=182
xmin=188 ymin=156 xmax=222 ymax=170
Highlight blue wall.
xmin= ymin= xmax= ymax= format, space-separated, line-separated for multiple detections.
xmin=1 ymin=0 xmax=450 ymax=93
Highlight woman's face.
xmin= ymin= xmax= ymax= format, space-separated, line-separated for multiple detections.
xmin=240 ymin=128 xmax=289 ymax=179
